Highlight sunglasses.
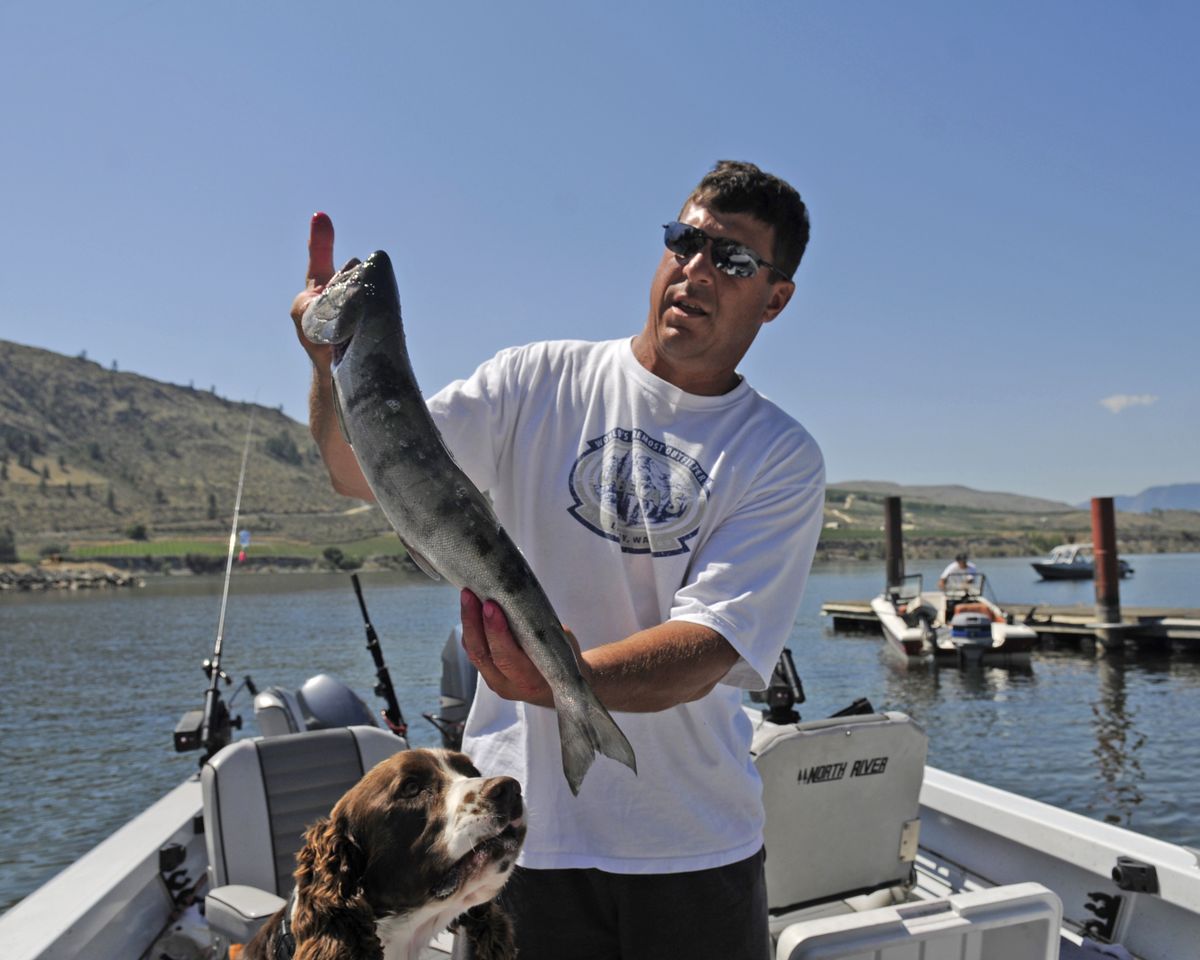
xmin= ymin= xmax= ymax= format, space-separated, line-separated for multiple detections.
xmin=662 ymin=221 xmax=790 ymax=281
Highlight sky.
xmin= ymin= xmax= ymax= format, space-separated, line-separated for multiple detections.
xmin=1 ymin=0 xmax=1196 ymax=506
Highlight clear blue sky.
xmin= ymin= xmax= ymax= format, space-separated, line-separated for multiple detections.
xmin=2 ymin=0 xmax=1196 ymax=505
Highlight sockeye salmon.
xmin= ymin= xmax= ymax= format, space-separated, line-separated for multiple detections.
xmin=302 ymin=251 xmax=637 ymax=795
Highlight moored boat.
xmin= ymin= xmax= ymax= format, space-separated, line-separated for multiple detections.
xmin=1033 ymin=543 xmax=1135 ymax=581
xmin=870 ymin=572 xmax=1037 ymax=664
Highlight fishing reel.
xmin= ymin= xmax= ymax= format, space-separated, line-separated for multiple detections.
xmin=173 ymin=668 xmax=257 ymax=761
xmin=750 ymin=647 xmax=806 ymax=724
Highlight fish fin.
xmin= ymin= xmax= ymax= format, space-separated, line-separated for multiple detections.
xmin=398 ymin=537 xmax=443 ymax=581
xmin=556 ymin=688 xmax=637 ymax=796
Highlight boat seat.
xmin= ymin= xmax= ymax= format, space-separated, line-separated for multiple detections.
xmin=200 ymin=725 xmax=408 ymax=944
xmin=775 ymin=882 xmax=1062 ymax=960
xmin=953 ymin=601 xmax=1002 ymax=622
xmin=752 ymin=711 xmax=927 ymax=927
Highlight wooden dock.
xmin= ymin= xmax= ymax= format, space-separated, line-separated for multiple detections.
xmin=821 ymin=600 xmax=1200 ymax=649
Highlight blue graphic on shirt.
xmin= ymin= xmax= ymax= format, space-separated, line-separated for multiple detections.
xmin=567 ymin=428 xmax=709 ymax=556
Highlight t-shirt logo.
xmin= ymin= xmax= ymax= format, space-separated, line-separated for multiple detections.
xmin=567 ymin=428 xmax=709 ymax=556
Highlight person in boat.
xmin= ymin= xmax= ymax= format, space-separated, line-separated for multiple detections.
xmin=290 ymin=161 xmax=825 ymax=960
xmin=938 ymin=552 xmax=979 ymax=592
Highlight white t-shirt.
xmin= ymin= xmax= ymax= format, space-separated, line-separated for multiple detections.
xmin=940 ymin=560 xmax=978 ymax=584
xmin=427 ymin=338 xmax=825 ymax=873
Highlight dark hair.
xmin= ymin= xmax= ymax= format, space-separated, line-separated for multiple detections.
xmin=956 ymin=553 xmax=969 ymax=562
xmin=680 ymin=160 xmax=810 ymax=281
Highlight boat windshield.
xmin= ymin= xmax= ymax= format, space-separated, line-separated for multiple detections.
xmin=1047 ymin=544 xmax=1093 ymax=565
xmin=887 ymin=573 xmax=924 ymax=603
xmin=943 ymin=571 xmax=984 ymax=599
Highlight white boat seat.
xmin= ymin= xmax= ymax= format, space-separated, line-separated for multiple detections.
xmin=200 ymin=725 xmax=409 ymax=944
xmin=752 ymin=711 xmax=927 ymax=918
xmin=204 ymin=884 xmax=288 ymax=944
xmin=775 ymin=882 xmax=1063 ymax=960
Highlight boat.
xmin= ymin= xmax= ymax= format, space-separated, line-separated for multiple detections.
xmin=869 ymin=571 xmax=1037 ymax=664
xmin=3 ymin=622 xmax=1198 ymax=960
xmin=1032 ymin=543 xmax=1135 ymax=581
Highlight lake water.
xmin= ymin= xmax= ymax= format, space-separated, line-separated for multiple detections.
xmin=2 ymin=553 xmax=1198 ymax=912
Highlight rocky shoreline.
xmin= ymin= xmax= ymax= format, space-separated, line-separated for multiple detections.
xmin=0 ymin=554 xmax=424 ymax=591
xmin=0 ymin=562 xmax=145 ymax=591
xmin=4 ymin=535 xmax=1194 ymax=592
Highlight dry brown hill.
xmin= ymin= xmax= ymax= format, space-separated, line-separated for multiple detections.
xmin=0 ymin=339 xmax=384 ymax=550
xmin=3 ymin=339 xmax=1197 ymax=566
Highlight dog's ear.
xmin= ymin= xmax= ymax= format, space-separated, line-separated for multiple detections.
xmin=451 ymin=901 xmax=517 ymax=960
xmin=293 ymin=815 xmax=381 ymax=960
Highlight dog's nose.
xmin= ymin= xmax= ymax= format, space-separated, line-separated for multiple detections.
xmin=484 ymin=777 xmax=523 ymax=817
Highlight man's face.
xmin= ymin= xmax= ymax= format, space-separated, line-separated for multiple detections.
xmin=637 ymin=203 xmax=794 ymax=395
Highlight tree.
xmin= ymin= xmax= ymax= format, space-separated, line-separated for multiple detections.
xmin=0 ymin=527 xmax=17 ymax=563
xmin=265 ymin=430 xmax=302 ymax=465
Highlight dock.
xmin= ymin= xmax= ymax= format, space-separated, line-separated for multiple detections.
xmin=821 ymin=600 xmax=1200 ymax=649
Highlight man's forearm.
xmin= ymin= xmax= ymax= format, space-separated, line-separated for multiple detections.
xmin=582 ymin=621 xmax=740 ymax=712
xmin=307 ymin=364 xmax=375 ymax=501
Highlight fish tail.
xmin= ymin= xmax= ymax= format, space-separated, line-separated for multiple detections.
xmin=556 ymin=690 xmax=638 ymax=796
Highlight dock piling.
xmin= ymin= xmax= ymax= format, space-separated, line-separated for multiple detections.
xmin=1091 ymin=497 xmax=1132 ymax=652
xmin=884 ymin=496 xmax=904 ymax=590
xmin=1092 ymin=497 xmax=1121 ymax=625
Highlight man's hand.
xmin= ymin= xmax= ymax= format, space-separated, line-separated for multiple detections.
xmin=460 ymin=589 xmax=557 ymax=708
xmin=290 ymin=212 xmax=337 ymax=369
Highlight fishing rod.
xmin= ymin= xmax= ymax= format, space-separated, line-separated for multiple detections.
xmin=174 ymin=411 xmax=258 ymax=763
xmin=350 ymin=573 xmax=407 ymax=736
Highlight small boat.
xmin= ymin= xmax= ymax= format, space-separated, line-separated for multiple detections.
xmin=4 ymin=635 xmax=1199 ymax=960
xmin=1032 ymin=543 xmax=1134 ymax=581
xmin=870 ymin=572 xmax=1036 ymax=664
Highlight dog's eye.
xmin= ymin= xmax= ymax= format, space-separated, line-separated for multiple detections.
xmin=399 ymin=777 xmax=422 ymax=799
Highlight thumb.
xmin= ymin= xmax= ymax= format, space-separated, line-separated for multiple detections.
xmin=307 ymin=212 xmax=336 ymax=288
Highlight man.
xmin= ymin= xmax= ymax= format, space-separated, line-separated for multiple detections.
xmin=290 ymin=161 xmax=825 ymax=960
xmin=938 ymin=552 xmax=978 ymax=591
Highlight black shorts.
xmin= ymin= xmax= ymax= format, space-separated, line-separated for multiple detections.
xmin=456 ymin=848 xmax=769 ymax=960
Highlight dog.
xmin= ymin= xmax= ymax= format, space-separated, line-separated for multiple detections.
xmin=243 ymin=748 xmax=526 ymax=960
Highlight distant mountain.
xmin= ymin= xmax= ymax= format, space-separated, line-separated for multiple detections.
xmin=1107 ymin=484 xmax=1200 ymax=514
xmin=829 ymin=480 xmax=1075 ymax=514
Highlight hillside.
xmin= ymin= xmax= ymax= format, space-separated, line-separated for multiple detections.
xmin=2 ymin=339 xmax=1197 ymax=567
xmin=0 ymin=339 xmax=386 ymax=554
xmin=821 ymin=483 xmax=1200 ymax=561
xmin=829 ymin=480 xmax=1075 ymax=514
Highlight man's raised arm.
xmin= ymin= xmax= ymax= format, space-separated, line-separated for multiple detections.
xmin=289 ymin=212 xmax=375 ymax=501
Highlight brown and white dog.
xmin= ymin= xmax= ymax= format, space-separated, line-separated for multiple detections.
xmin=244 ymin=748 xmax=526 ymax=960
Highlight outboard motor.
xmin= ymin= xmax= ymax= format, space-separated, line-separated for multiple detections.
xmin=254 ymin=673 xmax=379 ymax=737
xmin=423 ymin=626 xmax=478 ymax=749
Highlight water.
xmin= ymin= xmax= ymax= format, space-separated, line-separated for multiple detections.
xmin=2 ymin=555 xmax=1198 ymax=912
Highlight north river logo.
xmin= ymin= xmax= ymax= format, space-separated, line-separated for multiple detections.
xmin=567 ymin=428 xmax=709 ymax=557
